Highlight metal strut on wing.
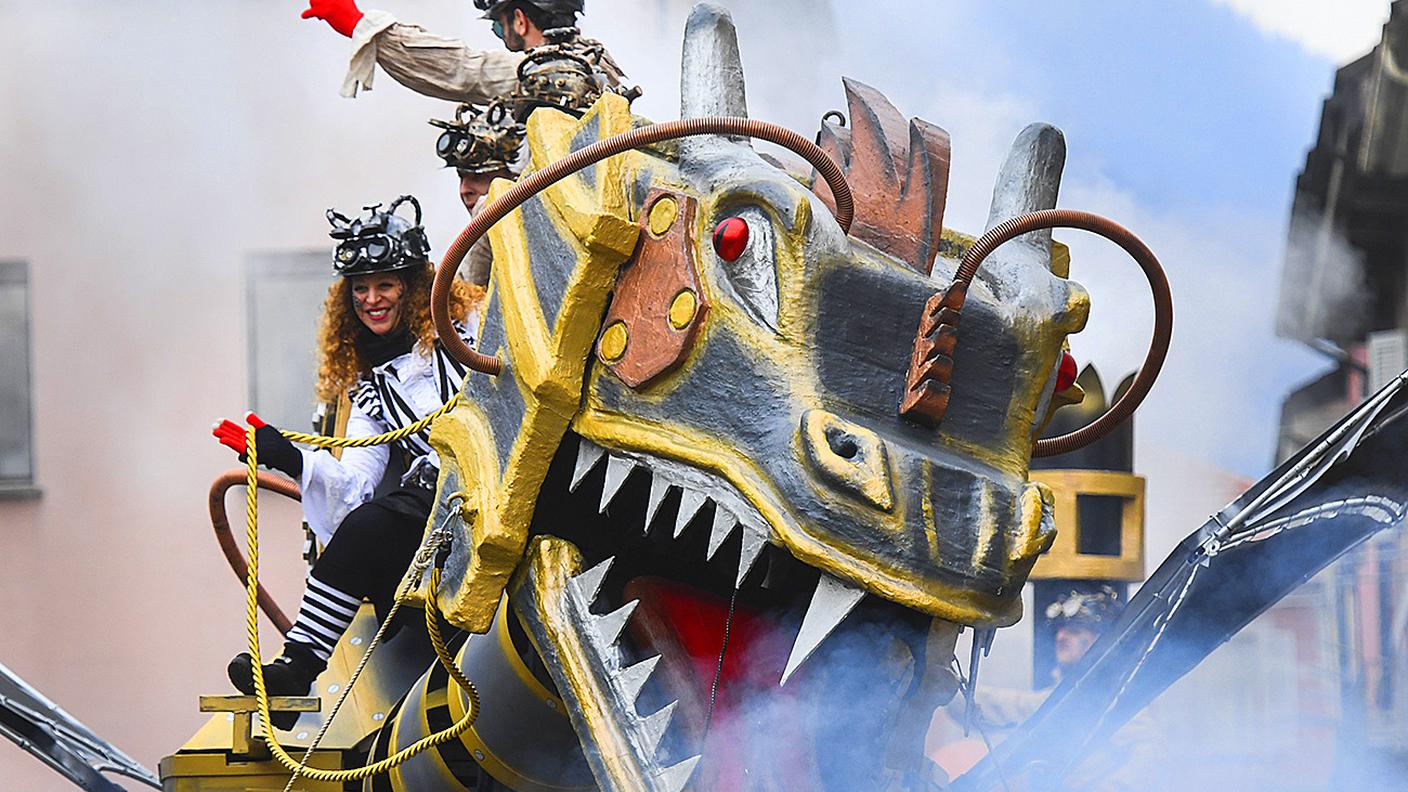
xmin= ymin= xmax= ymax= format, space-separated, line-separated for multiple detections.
xmin=952 ymin=370 xmax=1408 ymax=791
xmin=0 ymin=661 xmax=161 ymax=790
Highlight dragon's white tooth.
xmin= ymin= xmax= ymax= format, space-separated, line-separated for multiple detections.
xmin=637 ymin=700 xmax=677 ymax=756
xmin=780 ymin=574 xmax=866 ymax=686
xmin=592 ymin=599 xmax=639 ymax=648
xmin=654 ymin=755 xmax=701 ymax=792
xmin=674 ymin=490 xmax=709 ymax=538
xmin=706 ymin=506 xmax=738 ymax=559
xmin=735 ymin=527 xmax=766 ymax=588
xmin=615 ymin=655 xmax=660 ymax=706
xmin=599 ymin=456 xmax=636 ymax=512
xmin=571 ymin=439 xmax=607 ymax=492
xmin=570 ymin=557 xmax=614 ymax=604
xmin=644 ymin=473 xmax=671 ymax=532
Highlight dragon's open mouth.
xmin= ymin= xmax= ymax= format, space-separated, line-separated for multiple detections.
xmin=509 ymin=433 xmax=955 ymax=790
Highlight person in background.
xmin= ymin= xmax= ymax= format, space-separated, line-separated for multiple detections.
xmin=429 ymin=28 xmax=634 ymax=286
xmin=928 ymin=587 xmax=1167 ymax=791
xmin=298 ymin=0 xmax=628 ymax=104
xmin=430 ymin=100 xmax=523 ymax=286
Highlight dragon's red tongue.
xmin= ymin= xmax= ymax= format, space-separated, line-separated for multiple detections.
xmin=624 ymin=577 xmax=814 ymax=790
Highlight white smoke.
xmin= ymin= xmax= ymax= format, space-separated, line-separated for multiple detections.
xmin=1277 ymin=207 xmax=1374 ymax=344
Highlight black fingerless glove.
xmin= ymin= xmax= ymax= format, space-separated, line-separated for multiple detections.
xmin=241 ymin=424 xmax=304 ymax=479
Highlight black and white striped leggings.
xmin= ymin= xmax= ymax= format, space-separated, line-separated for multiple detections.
xmin=285 ymin=487 xmax=432 ymax=660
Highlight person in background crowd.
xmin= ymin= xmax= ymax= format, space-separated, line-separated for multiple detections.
xmin=430 ymin=100 xmax=524 ymax=285
xmin=927 ymin=587 xmax=1167 ymax=791
xmin=298 ymin=0 xmax=629 ymax=104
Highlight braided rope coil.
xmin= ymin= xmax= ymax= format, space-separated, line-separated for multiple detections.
xmin=240 ymin=395 xmax=479 ymax=782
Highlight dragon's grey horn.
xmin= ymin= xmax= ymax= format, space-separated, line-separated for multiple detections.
xmin=985 ymin=123 xmax=1066 ymax=262
xmin=680 ymin=3 xmax=749 ymax=151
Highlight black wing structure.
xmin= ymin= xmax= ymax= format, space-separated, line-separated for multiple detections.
xmin=0 ymin=661 xmax=160 ymax=790
xmin=953 ymin=372 xmax=1408 ymax=791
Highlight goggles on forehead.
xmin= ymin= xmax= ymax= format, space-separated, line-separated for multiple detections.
xmin=1047 ymin=597 xmax=1085 ymax=620
xmin=436 ymin=128 xmax=474 ymax=161
xmin=334 ymin=236 xmax=405 ymax=273
xmin=429 ymin=101 xmax=521 ymax=172
xmin=1043 ymin=586 xmax=1121 ymax=623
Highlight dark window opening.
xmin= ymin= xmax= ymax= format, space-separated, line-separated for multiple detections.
xmin=0 ymin=260 xmax=37 ymax=496
xmin=1076 ymin=494 xmax=1125 ymax=556
xmin=246 ymin=252 xmax=332 ymax=431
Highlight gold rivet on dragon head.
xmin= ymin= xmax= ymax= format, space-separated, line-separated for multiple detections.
xmin=599 ymin=321 xmax=629 ymax=362
xmin=668 ymin=289 xmax=698 ymax=330
xmin=648 ymin=196 xmax=679 ymax=237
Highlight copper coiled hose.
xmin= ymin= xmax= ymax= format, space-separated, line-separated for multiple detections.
xmin=431 ymin=116 xmax=856 ymax=372
xmin=952 ymin=209 xmax=1173 ymax=458
xmin=209 ymin=469 xmax=300 ymax=634
xmin=427 ymin=115 xmax=1164 ymax=457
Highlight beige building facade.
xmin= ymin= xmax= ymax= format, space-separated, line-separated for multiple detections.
xmin=0 ymin=2 xmax=837 ymax=786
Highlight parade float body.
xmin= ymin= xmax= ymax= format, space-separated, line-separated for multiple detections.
xmin=8 ymin=5 xmax=1408 ymax=791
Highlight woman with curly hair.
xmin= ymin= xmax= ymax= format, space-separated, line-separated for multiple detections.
xmin=212 ymin=195 xmax=481 ymax=718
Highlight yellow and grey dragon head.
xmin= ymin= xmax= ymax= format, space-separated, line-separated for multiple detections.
xmin=421 ymin=4 xmax=1089 ymax=789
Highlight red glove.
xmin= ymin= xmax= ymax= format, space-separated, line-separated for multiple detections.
xmin=301 ymin=0 xmax=364 ymax=38
xmin=212 ymin=412 xmax=267 ymax=457
xmin=212 ymin=413 xmax=305 ymax=479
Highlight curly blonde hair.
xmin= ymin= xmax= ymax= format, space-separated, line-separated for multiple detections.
xmin=315 ymin=264 xmax=484 ymax=403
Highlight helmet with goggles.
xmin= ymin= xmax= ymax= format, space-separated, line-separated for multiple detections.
xmin=506 ymin=30 xmax=636 ymax=121
xmin=1044 ymin=585 xmax=1122 ymax=628
xmin=429 ymin=100 xmax=525 ymax=173
xmin=475 ymin=0 xmax=583 ymax=22
xmin=326 ymin=195 xmax=431 ymax=277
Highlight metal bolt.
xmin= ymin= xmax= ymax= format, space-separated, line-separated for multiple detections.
xmin=373 ymin=712 xmax=385 ymax=722
xmin=474 ymin=750 xmax=486 ymax=761
xmin=328 ymin=684 xmax=340 ymax=693
xmin=350 ymin=637 xmax=363 ymax=646
xmin=599 ymin=321 xmax=629 ymax=363
xmin=668 ymin=289 xmax=699 ymax=330
xmin=648 ymin=196 xmax=678 ymax=237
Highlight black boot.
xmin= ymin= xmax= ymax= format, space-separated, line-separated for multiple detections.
xmin=227 ymin=642 xmax=326 ymax=731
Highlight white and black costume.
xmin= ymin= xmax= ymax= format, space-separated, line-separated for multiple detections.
xmin=297 ymin=320 xmax=475 ymax=545
xmin=286 ymin=320 xmax=476 ymax=662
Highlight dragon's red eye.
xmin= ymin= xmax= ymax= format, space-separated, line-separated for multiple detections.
xmin=1055 ymin=351 xmax=1078 ymax=391
xmin=712 ymin=217 xmax=749 ymax=261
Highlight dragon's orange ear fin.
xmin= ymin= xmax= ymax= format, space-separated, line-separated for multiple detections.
xmin=813 ymin=78 xmax=951 ymax=276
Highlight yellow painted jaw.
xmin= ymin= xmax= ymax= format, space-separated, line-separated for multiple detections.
xmin=428 ymin=94 xmax=643 ymax=632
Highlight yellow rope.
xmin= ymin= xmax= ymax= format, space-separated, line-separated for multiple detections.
xmin=428 ymin=567 xmax=482 ymax=704
xmin=279 ymin=394 xmax=459 ymax=448
xmin=242 ymin=394 xmax=481 ymax=782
